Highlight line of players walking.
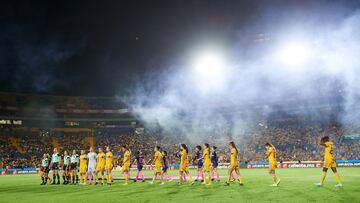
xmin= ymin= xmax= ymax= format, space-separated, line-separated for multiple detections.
xmin=39 ymin=137 xmax=343 ymax=187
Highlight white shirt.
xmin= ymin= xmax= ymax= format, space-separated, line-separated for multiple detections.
xmin=87 ymin=152 xmax=97 ymax=166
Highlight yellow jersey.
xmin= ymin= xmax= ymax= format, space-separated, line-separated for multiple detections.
xmin=267 ymin=145 xmax=276 ymax=163
xmin=97 ymin=152 xmax=106 ymax=166
xmin=230 ymin=147 xmax=239 ymax=165
xmin=154 ymin=151 xmax=162 ymax=166
xmin=180 ymin=149 xmax=188 ymax=166
xmin=203 ymin=148 xmax=210 ymax=163
xmin=105 ymin=152 xmax=113 ymax=166
xmin=123 ymin=150 xmax=130 ymax=165
xmin=324 ymin=141 xmax=334 ymax=161
xmin=79 ymin=154 xmax=87 ymax=167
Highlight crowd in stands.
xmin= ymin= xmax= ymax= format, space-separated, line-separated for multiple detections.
xmin=0 ymin=123 xmax=360 ymax=169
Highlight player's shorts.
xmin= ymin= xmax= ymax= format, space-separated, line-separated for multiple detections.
xmin=62 ymin=164 xmax=69 ymax=171
xmin=155 ymin=164 xmax=162 ymax=173
xmin=88 ymin=164 xmax=96 ymax=173
xmin=323 ymin=159 xmax=336 ymax=169
xmin=96 ymin=164 xmax=105 ymax=172
xmin=197 ymin=160 xmax=203 ymax=168
xmin=122 ymin=163 xmax=130 ymax=171
xmin=105 ymin=164 xmax=113 ymax=171
xmin=44 ymin=167 xmax=50 ymax=173
xmin=180 ymin=165 xmax=189 ymax=173
xmin=79 ymin=165 xmax=87 ymax=174
xmin=269 ymin=162 xmax=277 ymax=171
xmin=212 ymin=161 xmax=218 ymax=168
xmin=204 ymin=162 xmax=211 ymax=172
xmin=162 ymin=165 xmax=168 ymax=173
xmin=52 ymin=162 xmax=59 ymax=170
xmin=137 ymin=165 xmax=143 ymax=171
xmin=70 ymin=163 xmax=77 ymax=170
xmin=230 ymin=162 xmax=239 ymax=170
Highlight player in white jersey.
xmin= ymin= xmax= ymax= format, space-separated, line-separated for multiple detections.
xmin=87 ymin=147 xmax=97 ymax=185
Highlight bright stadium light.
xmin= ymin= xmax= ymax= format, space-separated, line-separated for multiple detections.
xmin=191 ymin=51 xmax=228 ymax=93
xmin=277 ymin=41 xmax=310 ymax=67
xmin=194 ymin=53 xmax=224 ymax=80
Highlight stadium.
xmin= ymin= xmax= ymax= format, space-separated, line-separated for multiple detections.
xmin=1 ymin=1 xmax=360 ymax=203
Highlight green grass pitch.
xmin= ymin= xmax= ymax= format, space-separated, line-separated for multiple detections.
xmin=0 ymin=168 xmax=359 ymax=203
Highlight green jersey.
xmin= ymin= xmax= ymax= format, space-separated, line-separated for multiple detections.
xmin=41 ymin=159 xmax=48 ymax=167
xmin=71 ymin=154 xmax=79 ymax=163
xmin=52 ymin=153 xmax=59 ymax=163
xmin=63 ymin=155 xmax=70 ymax=165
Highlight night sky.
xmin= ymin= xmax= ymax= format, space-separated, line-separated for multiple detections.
xmin=1 ymin=0 xmax=359 ymax=97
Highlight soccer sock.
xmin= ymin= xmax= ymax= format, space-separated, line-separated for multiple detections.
xmin=216 ymin=171 xmax=220 ymax=180
xmin=53 ymin=174 xmax=56 ymax=183
xmin=227 ymin=175 xmax=231 ymax=183
xmin=41 ymin=177 xmax=44 ymax=183
xmin=80 ymin=174 xmax=83 ymax=183
xmin=195 ymin=171 xmax=199 ymax=180
xmin=237 ymin=175 xmax=243 ymax=184
xmin=72 ymin=175 xmax=75 ymax=183
xmin=96 ymin=174 xmax=99 ymax=183
xmin=62 ymin=175 xmax=65 ymax=183
xmin=203 ymin=172 xmax=206 ymax=183
xmin=272 ymin=175 xmax=277 ymax=183
xmin=136 ymin=172 xmax=139 ymax=180
xmin=76 ymin=175 xmax=79 ymax=183
xmin=57 ymin=174 xmax=60 ymax=181
xmin=211 ymin=171 xmax=214 ymax=179
xmin=320 ymin=172 xmax=327 ymax=184
xmin=335 ymin=173 xmax=342 ymax=184
xmin=124 ymin=173 xmax=129 ymax=184
xmin=208 ymin=173 xmax=212 ymax=184
xmin=101 ymin=174 xmax=104 ymax=183
xmin=183 ymin=173 xmax=187 ymax=181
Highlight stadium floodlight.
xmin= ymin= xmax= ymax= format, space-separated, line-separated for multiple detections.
xmin=277 ymin=41 xmax=310 ymax=67
xmin=191 ymin=51 xmax=228 ymax=93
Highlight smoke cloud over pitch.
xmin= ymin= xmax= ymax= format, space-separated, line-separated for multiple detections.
xmin=127 ymin=5 xmax=360 ymax=143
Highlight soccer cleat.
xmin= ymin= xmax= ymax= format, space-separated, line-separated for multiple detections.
xmin=123 ymin=183 xmax=129 ymax=186
xmin=190 ymin=181 xmax=195 ymax=185
xmin=160 ymin=182 xmax=165 ymax=185
xmin=142 ymin=180 xmax=145 ymax=182
xmin=315 ymin=183 xmax=323 ymax=187
xmin=133 ymin=180 xmax=137 ymax=183
xmin=270 ymin=183 xmax=278 ymax=187
xmin=276 ymin=179 xmax=281 ymax=186
xmin=223 ymin=182 xmax=230 ymax=186
xmin=335 ymin=184 xmax=343 ymax=188
xmin=148 ymin=181 xmax=154 ymax=185
xmin=238 ymin=182 xmax=244 ymax=186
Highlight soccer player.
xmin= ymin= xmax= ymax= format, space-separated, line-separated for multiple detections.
xmin=79 ymin=150 xmax=87 ymax=185
xmin=315 ymin=136 xmax=343 ymax=187
xmin=211 ymin=146 xmax=220 ymax=182
xmin=161 ymin=150 xmax=172 ymax=181
xmin=70 ymin=150 xmax=79 ymax=184
xmin=40 ymin=154 xmax=51 ymax=185
xmin=179 ymin=144 xmax=192 ymax=184
xmin=265 ymin=143 xmax=281 ymax=187
xmin=105 ymin=146 xmax=114 ymax=185
xmin=50 ymin=148 xmax=61 ymax=185
xmin=224 ymin=141 xmax=243 ymax=186
xmin=62 ymin=150 xmax=71 ymax=184
xmin=150 ymin=146 xmax=163 ymax=185
xmin=132 ymin=150 xmax=145 ymax=182
xmin=192 ymin=145 xmax=204 ymax=183
xmin=122 ymin=145 xmax=131 ymax=185
xmin=95 ymin=147 xmax=106 ymax=185
xmin=202 ymin=143 xmax=212 ymax=185
xmin=87 ymin=147 xmax=97 ymax=185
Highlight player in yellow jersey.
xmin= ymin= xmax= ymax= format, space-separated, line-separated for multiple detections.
xmin=315 ymin=136 xmax=343 ymax=187
xmin=105 ymin=146 xmax=114 ymax=185
xmin=150 ymin=146 xmax=163 ymax=185
xmin=265 ymin=143 xmax=280 ymax=187
xmin=179 ymin=144 xmax=192 ymax=184
xmin=95 ymin=147 xmax=106 ymax=185
xmin=224 ymin=141 xmax=243 ymax=186
xmin=122 ymin=145 xmax=131 ymax=185
xmin=202 ymin=143 xmax=212 ymax=185
xmin=79 ymin=150 xmax=87 ymax=185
